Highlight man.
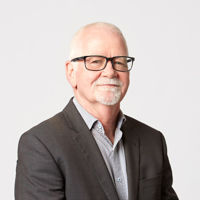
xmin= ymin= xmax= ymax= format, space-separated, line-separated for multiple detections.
xmin=15 ymin=22 xmax=178 ymax=200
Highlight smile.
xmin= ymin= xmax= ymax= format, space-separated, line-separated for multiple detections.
xmin=98 ymin=84 xmax=119 ymax=87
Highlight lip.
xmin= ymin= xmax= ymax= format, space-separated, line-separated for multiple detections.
xmin=98 ymin=84 xmax=119 ymax=87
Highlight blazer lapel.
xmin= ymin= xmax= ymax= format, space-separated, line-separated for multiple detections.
xmin=63 ymin=99 xmax=120 ymax=200
xmin=122 ymin=118 xmax=140 ymax=200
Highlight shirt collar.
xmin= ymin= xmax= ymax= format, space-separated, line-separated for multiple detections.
xmin=73 ymin=97 xmax=97 ymax=130
xmin=73 ymin=97 xmax=126 ymax=130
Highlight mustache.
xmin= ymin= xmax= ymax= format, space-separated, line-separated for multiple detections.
xmin=93 ymin=78 xmax=123 ymax=87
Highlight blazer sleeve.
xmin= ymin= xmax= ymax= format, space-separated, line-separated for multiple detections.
xmin=15 ymin=132 xmax=65 ymax=200
xmin=161 ymin=133 xmax=179 ymax=200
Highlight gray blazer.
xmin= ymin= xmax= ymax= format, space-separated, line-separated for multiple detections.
xmin=15 ymin=98 xmax=178 ymax=200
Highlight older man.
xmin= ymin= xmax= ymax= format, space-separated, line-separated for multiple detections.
xmin=15 ymin=22 xmax=178 ymax=200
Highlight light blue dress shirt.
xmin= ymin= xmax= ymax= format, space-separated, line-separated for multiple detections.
xmin=73 ymin=97 xmax=128 ymax=200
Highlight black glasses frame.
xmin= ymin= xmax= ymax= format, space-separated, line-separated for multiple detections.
xmin=71 ymin=55 xmax=135 ymax=72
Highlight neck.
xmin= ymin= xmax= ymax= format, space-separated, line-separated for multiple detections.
xmin=75 ymin=95 xmax=120 ymax=143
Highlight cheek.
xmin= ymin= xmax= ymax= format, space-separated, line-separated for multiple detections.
xmin=121 ymin=74 xmax=129 ymax=87
xmin=76 ymin=71 xmax=100 ymax=89
xmin=121 ymin=75 xmax=130 ymax=94
xmin=87 ymin=72 xmax=102 ymax=86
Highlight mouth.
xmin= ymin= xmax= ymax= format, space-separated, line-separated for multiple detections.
xmin=93 ymin=78 xmax=123 ymax=88
xmin=97 ymin=84 xmax=119 ymax=87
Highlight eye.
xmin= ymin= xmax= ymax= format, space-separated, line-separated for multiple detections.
xmin=114 ymin=61 xmax=127 ymax=68
xmin=91 ymin=60 xmax=102 ymax=64
xmin=114 ymin=61 xmax=123 ymax=65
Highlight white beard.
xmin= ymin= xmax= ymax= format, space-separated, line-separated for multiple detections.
xmin=93 ymin=78 xmax=123 ymax=105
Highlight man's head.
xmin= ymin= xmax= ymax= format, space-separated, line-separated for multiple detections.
xmin=66 ymin=22 xmax=132 ymax=108
xmin=68 ymin=22 xmax=128 ymax=60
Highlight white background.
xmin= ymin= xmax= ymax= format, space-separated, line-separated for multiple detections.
xmin=1 ymin=0 xmax=199 ymax=199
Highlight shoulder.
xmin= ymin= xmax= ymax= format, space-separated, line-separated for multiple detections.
xmin=18 ymin=97 xmax=83 ymax=152
xmin=20 ymin=99 xmax=77 ymax=141
xmin=18 ymin=111 xmax=64 ymax=146
xmin=125 ymin=114 xmax=160 ymax=133
xmin=124 ymin=114 xmax=165 ymax=144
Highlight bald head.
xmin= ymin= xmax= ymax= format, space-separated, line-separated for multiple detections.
xmin=69 ymin=22 xmax=128 ymax=60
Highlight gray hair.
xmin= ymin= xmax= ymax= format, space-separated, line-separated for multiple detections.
xmin=69 ymin=22 xmax=127 ymax=60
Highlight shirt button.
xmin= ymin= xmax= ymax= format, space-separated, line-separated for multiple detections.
xmin=98 ymin=124 xmax=102 ymax=129
xmin=117 ymin=177 xmax=122 ymax=183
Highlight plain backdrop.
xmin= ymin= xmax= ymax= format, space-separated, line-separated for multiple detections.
xmin=1 ymin=0 xmax=199 ymax=199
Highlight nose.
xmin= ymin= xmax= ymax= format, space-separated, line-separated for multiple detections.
xmin=102 ymin=60 xmax=117 ymax=78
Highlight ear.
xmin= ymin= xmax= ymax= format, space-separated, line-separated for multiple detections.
xmin=65 ymin=60 xmax=77 ymax=88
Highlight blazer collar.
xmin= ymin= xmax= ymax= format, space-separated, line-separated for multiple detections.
xmin=122 ymin=117 xmax=140 ymax=200
xmin=62 ymin=98 xmax=120 ymax=200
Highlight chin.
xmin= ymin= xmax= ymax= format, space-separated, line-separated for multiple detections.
xmin=95 ymin=91 xmax=121 ymax=106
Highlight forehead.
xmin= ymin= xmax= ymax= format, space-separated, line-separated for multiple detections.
xmin=75 ymin=28 xmax=128 ymax=57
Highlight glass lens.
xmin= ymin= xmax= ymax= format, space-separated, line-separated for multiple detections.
xmin=85 ymin=56 xmax=106 ymax=70
xmin=113 ymin=57 xmax=132 ymax=71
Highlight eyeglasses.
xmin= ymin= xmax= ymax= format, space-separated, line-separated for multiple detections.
xmin=71 ymin=55 xmax=135 ymax=72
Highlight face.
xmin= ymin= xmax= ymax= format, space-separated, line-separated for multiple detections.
xmin=67 ymin=29 xmax=130 ymax=108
